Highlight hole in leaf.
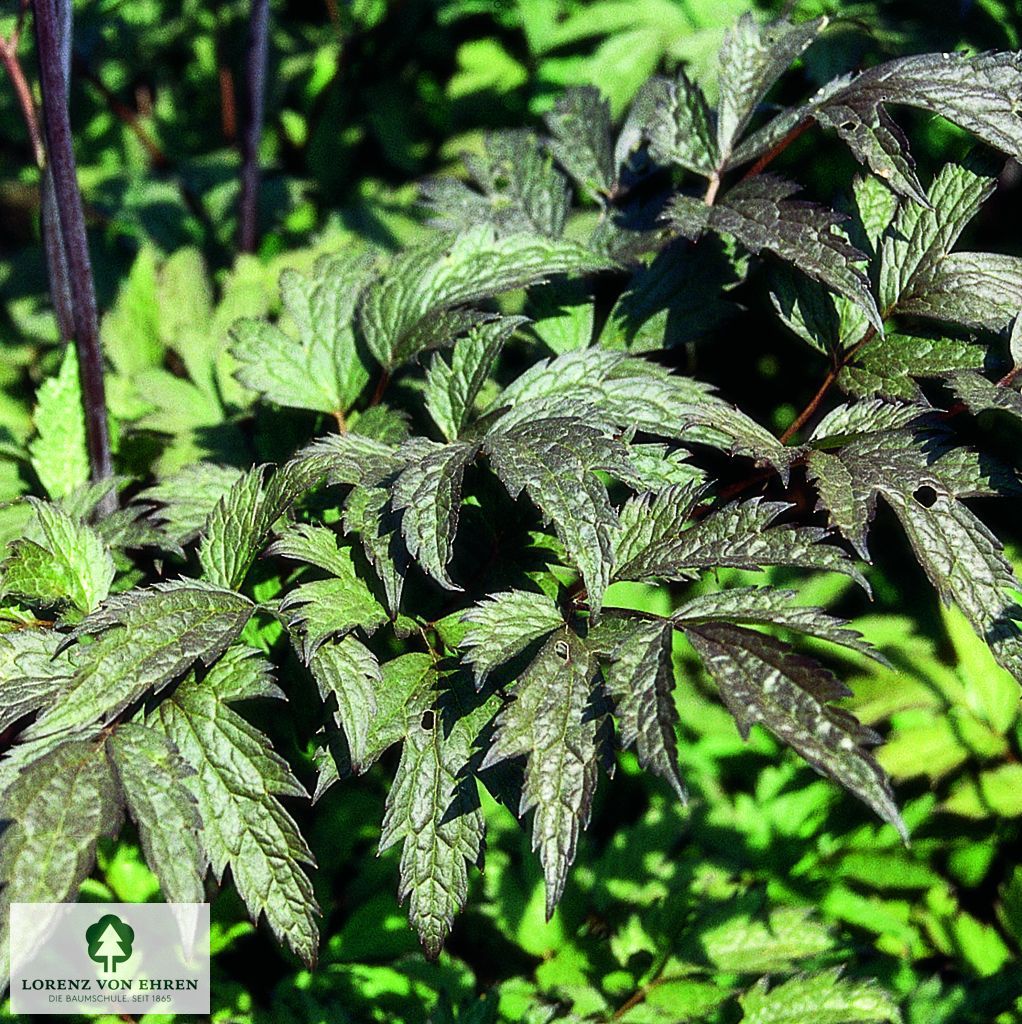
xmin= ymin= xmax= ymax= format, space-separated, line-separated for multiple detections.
xmin=840 ymin=121 xmax=857 ymax=132
xmin=420 ymin=710 xmax=435 ymax=731
xmin=913 ymin=485 xmax=938 ymax=507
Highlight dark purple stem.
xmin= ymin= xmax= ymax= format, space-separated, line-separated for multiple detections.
xmin=238 ymin=0 xmax=269 ymax=253
xmin=34 ymin=0 xmax=115 ymax=504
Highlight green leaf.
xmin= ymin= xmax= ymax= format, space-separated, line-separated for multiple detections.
xmin=155 ymin=663 xmax=318 ymax=965
xmin=392 ymin=440 xmax=479 ymax=588
xmin=645 ymin=71 xmax=717 ymax=176
xmin=685 ymin=622 xmax=907 ymax=839
xmin=107 ymin=722 xmax=205 ymax=904
xmin=25 ymin=581 xmax=254 ymax=740
xmin=485 ymin=417 xmax=632 ymax=614
xmin=343 ymin=484 xmax=408 ymax=616
xmin=895 ymin=252 xmax=1022 ymax=332
xmin=271 ymin=524 xmax=388 ymax=659
xmin=1 ymin=500 xmax=114 ymax=614
xmin=359 ymin=226 xmax=612 ymax=368
xmin=421 ymin=131 xmax=570 ymax=237
xmin=309 ymin=636 xmax=381 ymax=773
xmin=691 ymin=902 xmax=835 ymax=973
xmin=599 ymin=617 xmax=684 ymax=799
xmin=379 ymin=679 xmax=497 ymax=958
xmin=461 ymin=589 xmax=565 ymax=684
xmin=28 ymin=346 xmax=90 ymax=500
xmin=0 ymin=629 xmax=72 ymax=732
xmin=99 ymin=245 xmax=162 ymax=378
xmin=544 ymin=86 xmax=615 ymax=201
xmin=139 ymin=463 xmax=245 ymax=547
xmin=613 ymin=482 xmax=704 ymax=581
xmin=882 ymin=487 xmax=1022 ymax=684
xmin=738 ymin=968 xmax=902 ymax=1023
xmin=716 ymin=15 xmax=828 ymax=167
xmin=672 ymin=586 xmax=884 ymax=662
xmin=198 ymin=459 xmax=326 ymax=590
xmin=946 ymin=370 xmax=1022 ymax=422
xmin=617 ymin=499 xmax=866 ymax=589
xmin=481 ymin=632 xmax=603 ymax=917
xmin=878 ymin=163 xmax=995 ymax=315
xmin=363 ymin=653 xmax=438 ymax=770
xmin=230 ymin=253 xmax=374 ymax=415
xmin=838 ymin=332 xmax=987 ymax=401
xmin=668 ymin=176 xmax=882 ymax=332
xmin=425 ymin=318 xmax=523 ymax=440
xmin=0 ymin=740 xmax=122 ymax=983
xmin=818 ymin=51 xmax=1022 ymax=191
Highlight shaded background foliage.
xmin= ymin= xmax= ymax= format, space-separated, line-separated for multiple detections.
xmin=2 ymin=0 xmax=1022 ymax=1022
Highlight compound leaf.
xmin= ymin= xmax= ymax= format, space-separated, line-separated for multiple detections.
xmin=360 ymin=226 xmax=611 ymax=368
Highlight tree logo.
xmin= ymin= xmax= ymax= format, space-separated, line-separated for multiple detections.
xmin=85 ymin=914 xmax=135 ymax=974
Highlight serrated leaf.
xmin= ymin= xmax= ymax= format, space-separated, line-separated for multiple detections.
xmin=618 ymin=499 xmax=866 ymax=589
xmin=879 ymin=163 xmax=995 ymax=315
xmin=807 ymin=451 xmax=872 ymax=556
xmin=25 ymin=581 xmax=254 ymax=740
xmin=343 ymin=484 xmax=408 ymax=615
xmin=379 ymin=679 xmax=497 ymax=957
xmin=716 ymin=15 xmax=828 ymax=167
xmin=359 ymin=226 xmax=612 ymax=368
xmin=738 ymin=968 xmax=902 ymax=1024
xmin=392 ymin=439 xmax=478 ymax=588
xmin=645 ymin=71 xmax=717 ymax=176
xmin=230 ymin=252 xmax=374 ymax=415
xmin=838 ymin=332 xmax=986 ymax=400
xmin=0 ymin=740 xmax=122 ymax=983
xmin=485 ymin=418 xmax=632 ymax=614
xmin=363 ymin=653 xmax=438 ymax=769
xmin=600 ymin=617 xmax=684 ymax=799
xmin=0 ymin=629 xmax=73 ymax=732
xmin=544 ymin=86 xmax=615 ymax=201
xmin=422 ymin=131 xmax=570 ymax=237
xmin=613 ymin=483 xmax=704 ymax=579
xmin=272 ymin=527 xmax=388 ymax=660
xmin=461 ymin=589 xmax=565 ymax=685
xmin=882 ymin=487 xmax=1022 ymax=684
xmin=107 ymin=722 xmax=205 ymax=904
xmin=480 ymin=632 xmax=601 ymax=917
xmin=673 ymin=586 xmax=884 ymax=662
xmin=155 ymin=666 xmax=318 ymax=965
xmin=199 ymin=459 xmax=326 ymax=591
xmin=667 ymin=176 xmax=882 ymax=332
xmin=139 ymin=463 xmax=245 ymax=546
xmin=1 ymin=500 xmax=114 ymax=614
xmin=28 ymin=345 xmax=90 ymax=500
xmin=819 ymin=51 xmax=1022 ymax=189
xmin=690 ymin=902 xmax=836 ymax=973
xmin=946 ymin=370 xmax=1022 ymax=422
xmin=309 ymin=636 xmax=381 ymax=773
xmin=425 ymin=318 xmax=524 ymax=440
xmin=896 ymin=252 xmax=1022 ymax=331
xmin=685 ymin=622 xmax=906 ymax=839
